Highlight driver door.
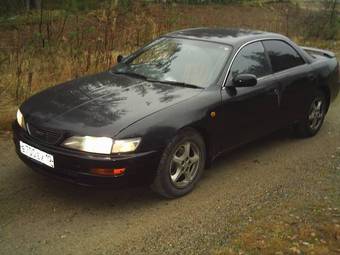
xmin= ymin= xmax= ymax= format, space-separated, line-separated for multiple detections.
xmin=215 ymin=41 xmax=282 ymax=153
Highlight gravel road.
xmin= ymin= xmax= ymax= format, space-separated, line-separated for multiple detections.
xmin=1 ymin=97 xmax=340 ymax=255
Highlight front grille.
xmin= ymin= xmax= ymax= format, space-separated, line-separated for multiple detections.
xmin=27 ymin=123 xmax=63 ymax=145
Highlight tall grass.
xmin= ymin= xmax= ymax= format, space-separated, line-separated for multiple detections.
xmin=0 ymin=2 xmax=339 ymax=131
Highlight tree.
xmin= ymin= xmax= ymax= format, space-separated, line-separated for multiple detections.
xmin=25 ymin=0 xmax=41 ymax=11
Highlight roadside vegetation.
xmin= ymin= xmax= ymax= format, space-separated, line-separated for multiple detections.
xmin=0 ymin=0 xmax=339 ymax=131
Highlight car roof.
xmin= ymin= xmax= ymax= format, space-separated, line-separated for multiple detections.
xmin=165 ymin=27 xmax=285 ymax=47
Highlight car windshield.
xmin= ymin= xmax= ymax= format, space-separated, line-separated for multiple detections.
xmin=113 ymin=38 xmax=231 ymax=88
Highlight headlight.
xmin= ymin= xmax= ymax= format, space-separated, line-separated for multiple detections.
xmin=111 ymin=138 xmax=141 ymax=153
xmin=62 ymin=136 xmax=113 ymax=154
xmin=16 ymin=109 xmax=25 ymax=129
xmin=62 ymin=136 xmax=141 ymax=154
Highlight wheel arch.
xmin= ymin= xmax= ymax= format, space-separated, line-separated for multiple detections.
xmin=178 ymin=124 xmax=214 ymax=168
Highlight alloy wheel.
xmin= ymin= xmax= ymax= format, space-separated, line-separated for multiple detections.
xmin=308 ymin=98 xmax=325 ymax=131
xmin=169 ymin=141 xmax=200 ymax=188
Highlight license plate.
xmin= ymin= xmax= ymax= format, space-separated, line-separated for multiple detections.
xmin=20 ymin=141 xmax=54 ymax=168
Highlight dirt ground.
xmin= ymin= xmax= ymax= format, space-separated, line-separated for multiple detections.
xmin=1 ymin=96 xmax=340 ymax=255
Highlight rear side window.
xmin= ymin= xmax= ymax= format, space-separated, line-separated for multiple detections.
xmin=263 ymin=40 xmax=305 ymax=73
xmin=230 ymin=42 xmax=271 ymax=79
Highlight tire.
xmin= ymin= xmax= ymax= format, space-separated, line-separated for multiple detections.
xmin=294 ymin=90 xmax=327 ymax=138
xmin=151 ymin=129 xmax=206 ymax=198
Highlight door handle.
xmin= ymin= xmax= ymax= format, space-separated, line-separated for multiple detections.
xmin=274 ymin=88 xmax=281 ymax=107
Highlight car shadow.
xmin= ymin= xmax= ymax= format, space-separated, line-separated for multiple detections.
xmin=27 ymin=173 xmax=162 ymax=209
xmin=209 ymin=127 xmax=295 ymax=171
xmin=20 ymin=125 xmax=316 ymax=210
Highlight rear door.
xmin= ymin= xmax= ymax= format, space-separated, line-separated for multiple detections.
xmin=262 ymin=40 xmax=315 ymax=124
xmin=216 ymin=41 xmax=281 ymax=152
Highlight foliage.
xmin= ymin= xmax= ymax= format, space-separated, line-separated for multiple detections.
xmin=0 ymin=0 xmax=110 ymax=16
xmin=0 ymin=0 xmax=288 ymax=16
xmin=0 ymin=1 xmax=339 ymax=131
xmin=299 ymin=0 xmax=339 ymax=40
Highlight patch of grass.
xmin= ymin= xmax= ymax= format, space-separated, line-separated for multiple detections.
xmin=0 ymin=10 xmax=68 ymax=28
xmin=213 ymin=166 xmax=340 ymax=255
xmin=0 ymin=104 xmax=16 ymax=130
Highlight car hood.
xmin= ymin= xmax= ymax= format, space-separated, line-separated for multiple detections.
xmin=21 ymin=71 xmax=202 ymax=137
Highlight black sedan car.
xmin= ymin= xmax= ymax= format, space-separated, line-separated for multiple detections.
xmin=13 ymin=28 xmax=339 ymax=198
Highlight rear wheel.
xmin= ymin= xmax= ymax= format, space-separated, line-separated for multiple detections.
xmin=151 ymin=129 xmax=206 ymax=198
xmin=294 ymin=90 xmax=327 ymax=138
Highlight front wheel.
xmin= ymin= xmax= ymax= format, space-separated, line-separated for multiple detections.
xmin=294 ymin=90 xmax=327 ymax=138
xmin=151 ymin=129 xmax=206 ymax=198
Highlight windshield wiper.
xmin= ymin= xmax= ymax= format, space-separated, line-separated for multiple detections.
xmin=114 ymin=71 xmax=148 ymax=81
xmin=113 ymin=73 xmax=204 ymax=89
xmin=147 ymin=79 xmax=204 ymax=89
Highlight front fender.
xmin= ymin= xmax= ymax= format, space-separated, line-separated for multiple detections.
xmin=115 ymin=90 xmax=220 ymax=153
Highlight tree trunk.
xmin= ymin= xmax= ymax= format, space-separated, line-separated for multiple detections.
xmin=26 ymin=0 xmax=42 ymax=11
xmin=26 ymin=0 xmax=31 ymax=11
xmin=112 ymin=0 xmax=120 ymax=8
xmin=329 ymin=0 xmax=337 ymax=26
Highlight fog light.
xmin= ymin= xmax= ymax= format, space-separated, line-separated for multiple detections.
xmin=90 ymin=168 xmax=126 ymax=177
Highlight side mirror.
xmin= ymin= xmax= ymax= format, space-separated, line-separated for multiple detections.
xmin=117 ymin=55 xmax=124 ymax=63
xmin=232 ymin=74 xmax=257 ymax=88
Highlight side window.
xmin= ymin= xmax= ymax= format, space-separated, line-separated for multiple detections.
xmin=263 ymin=40 xmax=305 ymax=73
xmin=230 ymin=42 xmax=271 ymax=79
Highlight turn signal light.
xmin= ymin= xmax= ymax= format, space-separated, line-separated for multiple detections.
xmin=112 ymin=168 xmax=125 ymax=176
xmin=90 ymin=168 xmax=126 ymax=177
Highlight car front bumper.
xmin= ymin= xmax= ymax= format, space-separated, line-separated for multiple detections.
xmin=12 ymin=122 xmax=162 ymax=187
